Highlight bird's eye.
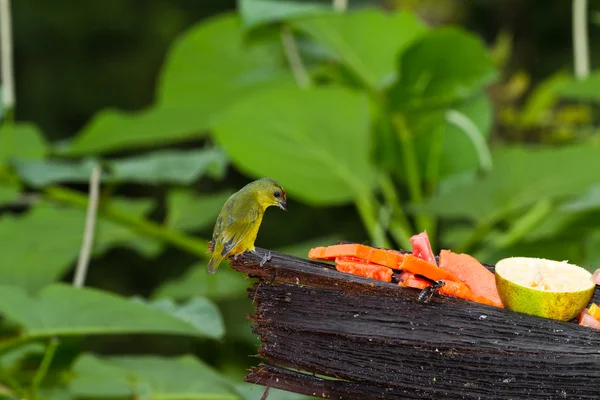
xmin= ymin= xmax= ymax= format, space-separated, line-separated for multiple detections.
xmin=274 ymin=191 xmax=281 ymax=198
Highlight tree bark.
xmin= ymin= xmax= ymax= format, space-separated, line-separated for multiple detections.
xmin=231 ymin=248 xmax=600 ymax=399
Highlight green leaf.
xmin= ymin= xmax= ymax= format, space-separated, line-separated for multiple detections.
xmin=235 ymin=382 xmax=313 ymax=400
xmin=0 ymin=284 xmax=221 ymax=340
xmin=109 ymin=148 xmax=228 ymax=184
xmin=554 ymin=73 xmax=600 ymax=103
xmin=0 ymin=202 xmax=158 ymax=292
xmin=239 ymin=0 xmax=329 ymax=31
xmin=109 ymin=197 xmax=156 ymax=217
xmin=480 ymin=238 xmax=583 ymax=267
xmin=583 ymin=231 xmax=600 ymax=271
xmin=0 ymin=123 xmax=47 ymax=164
xmin=133 ymin=297 xmax=225 ymax=339
xmin=389 ymin=27 xmax=497 ymax=110
xmin=219 ymin=297 xmax=258 ymax=345
xmin=64 ymin=105 xmax=212 ymax=156
xmin=421 ymin=144 xmax=600 ymax=223
xmin=13 ymin=148 xmax=228 ymax=187
xmin=166 ymin=189 xmax=233 ymax=232
xmin=71 ymin=354 xmax=238 ymax=400
xmin=12 ymin=158 xmax=98 ymax=188
xmin=0 ymin=184 xmax=19 ymax=206
xmin=157 ymin=13 xmax=293 ymax=128
xmin=561 ymin=185 xmax=600 ymax=213
xmin=153 ymin=262 xmax=249 ymax=301
xmin=213 ymin=85 xmax=377 ymax=205
xmin=292 ymin=9 xmax=426 ymax=90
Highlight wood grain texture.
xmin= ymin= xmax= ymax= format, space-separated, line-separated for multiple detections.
xmin=230 ymin=248 xmax=600 ymax=399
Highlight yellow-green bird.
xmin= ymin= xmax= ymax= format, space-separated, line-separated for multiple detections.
xmin=206 ymin=178 xmax=287 ymax=274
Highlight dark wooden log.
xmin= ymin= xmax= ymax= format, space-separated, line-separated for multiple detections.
xmin=230 ymin=248 xmax=600 ymax=399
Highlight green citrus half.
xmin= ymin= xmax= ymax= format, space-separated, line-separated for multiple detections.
xmin=495 ymin=257 xmax=595 ymax=321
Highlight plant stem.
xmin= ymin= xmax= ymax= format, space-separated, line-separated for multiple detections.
xmin=333 ymin=0 xmax=348 ymax=12
xmin=44 ymin=186 xmax=211 ymax=260
xmin=379 ymin=174 xmax=413 ymax=249
xmin=281 ymin=26 xmax=311 ymax=88
xmin=445 ymin=110 xmax=493 ymax=173
xmin=30 ymin=337 xmax=59 ymax=400
xmin=572 ymin=0 xmax=590 ymax=80
xmin=0 ymin=0 xmax=15 ymax=110
xmin=455 ymin=219 xmax=495 ymax=255
xmin=491 ymin=199 xmax=553 ymax=250
xmin=355 ymin=193 xmax=390 ymax=248
xmin=73 ymin=167 xmax=101 ymax=288
xmin=392 ymin=114 xmax=434 ymax=240
xmin=423 ymin=124 xmax=444 ymax=198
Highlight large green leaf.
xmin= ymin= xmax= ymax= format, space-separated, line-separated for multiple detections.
xmin=421 ymin=144 xmax=600 ymax=223
xmin=213 ymin=85 xmax=377 ymax=205
xmin=153 ymin=263 xmax=249 ymax=301
xmin=239 ymin=0 xmax=329 ymax=31
xmin=71 ymin=354 xmax=238 ymax=400
xmin=0 ymin=284 xmax=221 ymax=340
xmin=0 ymin=123 xmax=47 ymax=164
xmin=561 ymin=185 xmax=600 ymax=213
xmin=166 ymin=189 xmax=233 ymax=232
xmin=292 ymin=9 xmax=426 ymax=90
xmin=110 ymin=148 xmax=228 ymax=184
xmin=12 ymin=158 xmax=99 ymax=188
xmin=554 ymin=73 xmax=600 ymax=103
xmin=0 ymin=202 xmax=158 ymax=292
xmin=133 ymin=297 xmax=224 ymax=339
xmin=64 ymin=106 xmax=212 ymax=156
xmin=157 ymin=13 xmax=293 ymax=128
xmin=583 ymin=231 xmax=600 ymax=271
xmin=389 ymin=27 xmax=497 ymax=110
xmin=13 ymin=148 xmax=227 ymax=187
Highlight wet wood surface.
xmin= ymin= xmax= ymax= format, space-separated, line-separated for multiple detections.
xmin=230 ymin=248 xmax=600 ymax=399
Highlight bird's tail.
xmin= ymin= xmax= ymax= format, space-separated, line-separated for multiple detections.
xmin=206 ymin=255 xmax=223 ymax=274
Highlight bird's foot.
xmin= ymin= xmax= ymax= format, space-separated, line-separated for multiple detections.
xmin=415 ymin=274 xmax=445 ymax=303
xmin=259 ymin=251 xmax=272 ymax=267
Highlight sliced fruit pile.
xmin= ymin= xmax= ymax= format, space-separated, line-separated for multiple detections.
xmin=309 ymin=231 xmax=600 ymax=328
xmin=309 ymin=231 xmax=503 ymax=308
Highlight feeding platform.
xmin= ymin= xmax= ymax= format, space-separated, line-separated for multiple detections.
xmin=230 ymin=248 xmax=600 ymax=399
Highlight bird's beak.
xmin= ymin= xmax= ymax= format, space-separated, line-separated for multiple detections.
xmin=278 ymin=200 xmax=288 ymax=211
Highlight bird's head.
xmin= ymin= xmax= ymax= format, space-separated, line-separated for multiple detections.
xmin=252 ymin=178 xmax=287 ymax=212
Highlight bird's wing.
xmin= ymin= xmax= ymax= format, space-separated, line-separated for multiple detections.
xmin=217 ymin=200 xmax=261 ymax=258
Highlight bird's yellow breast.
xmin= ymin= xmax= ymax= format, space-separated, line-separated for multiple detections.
xmin=229 ymin=213 xmax=264 ymax=255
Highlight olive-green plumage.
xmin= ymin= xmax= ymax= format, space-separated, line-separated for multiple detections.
xmin=207 ymin=178 xmax=287 ymax=274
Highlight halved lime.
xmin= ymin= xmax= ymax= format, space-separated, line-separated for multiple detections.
xmin=495 ymin=257 xmax=595 ymax=321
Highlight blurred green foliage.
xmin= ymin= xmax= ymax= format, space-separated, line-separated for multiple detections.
xmin=1 ymin=0 xmax=600 ymax=399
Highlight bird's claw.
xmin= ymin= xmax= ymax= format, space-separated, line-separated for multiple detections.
xmin=259 ymin=251 xmax=272 ymax=267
